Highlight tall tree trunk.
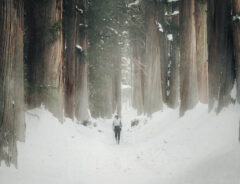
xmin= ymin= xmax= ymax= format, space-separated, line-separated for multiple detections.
xmin=132 ymin=42 xmax=145 ymax=114
xmin=75 ymin=0 xmax=89 ymax=121
xmin=167 ymin=3 xmax=180 ymax=108
xmin=232 ymin=0 xmax=240 ymax=103
xmin=158 ymin=3 xmax=169 ymax=104
xmin=208 ymin=0 xmax=235 ymax=112
xmin=112 ymin=52 xmax=122 ymax=116
xmin=168 ymin=39 xmax=180 ymax=108
xmin=26 ymin=0 xmax=64 ymax=121
xmin=63 ymin=0 xmax=77 ymax=119
xmin=144 ymin=0 xmax=163 ymax=114
xmin=179 ymin=0 xmax=198 ymax=116
xmin=0 ymin=0 xmax=25 ymax=167
xmin=195 ymin=0 xmax=208 ymax=103
xmin=129 ymin=4 xmax=146 ymax=115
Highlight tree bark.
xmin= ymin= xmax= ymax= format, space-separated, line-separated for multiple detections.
xmin=132 ymin=42 xmax=145 ymax=114
xmin=63 ymin=0 xmax=77 ymax=119
xmin=144 ymin=0 xmax=163 ymax=115
xmin=232 ymin=0 xmax=240 ymax=103
xmin=75 ymin=0 xmax=90 ymax=121
xmin=167 ymin=3 xmax=180 ymax=108
xmin=168 ymin=39 xmax=180 ymax=108
xmin=195 ymin=0 xmax=208 ymax=103
xmin=158 ymin=3 xmax=169 ymax=104
xmin=208 ymin=0 xmax=235 ymax=112
xmin=0 ymin=0 xmax=25 ymax=167
xmin=179 ymin=0 xmax=198 ymax=116
xmin=26 ymin=0 xmax=64 ymax=121
xmin=129 ymin=3 xmax=146 ymax=114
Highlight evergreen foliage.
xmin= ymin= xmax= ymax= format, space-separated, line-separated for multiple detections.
xmin=87 ymin=0 xmax=127 ymax=117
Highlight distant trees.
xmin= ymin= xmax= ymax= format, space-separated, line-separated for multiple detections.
xmin=128 ymin=0 xmax=181 ymax=115
xmin=1 ymin=0 xmax=240 ymax=166
xmin=128 ymin=0 xmax=239 ymax=115
xmin=88 ymin=0 xmax=126 ymax=118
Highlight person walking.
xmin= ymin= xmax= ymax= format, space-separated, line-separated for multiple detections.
xmin=113 ymin=114 xmax=122 ymax=144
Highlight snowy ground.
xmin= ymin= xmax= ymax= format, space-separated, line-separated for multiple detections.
xmin=0 ymin=103 xmax=240 ymax=184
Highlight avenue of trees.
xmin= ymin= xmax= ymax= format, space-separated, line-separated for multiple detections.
xmin=0 ymin=0 xmax=240 ymax=166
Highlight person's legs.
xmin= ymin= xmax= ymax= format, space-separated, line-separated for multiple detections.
xmin=114 ymin=127 xmax=118 ymax=141
xmin=117 ymin=128 xmax=121 ymax=144
xmin=119 ymin=130 xmax=121 ymax=144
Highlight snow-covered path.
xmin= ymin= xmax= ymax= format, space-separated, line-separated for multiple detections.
xmin=0 ymin=104 xmax=240 ymax=184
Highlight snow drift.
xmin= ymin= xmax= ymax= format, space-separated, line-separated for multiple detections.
xmin=0 ymin=103 xmax=240 ymax=184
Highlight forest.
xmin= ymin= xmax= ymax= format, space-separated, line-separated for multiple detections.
xmin=0 ymin=0 xmax=240 ymax=181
